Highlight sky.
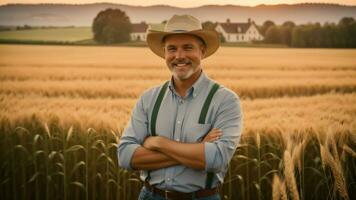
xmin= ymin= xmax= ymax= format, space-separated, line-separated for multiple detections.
xmin=1 ymin=0 xmax=356 ymax=7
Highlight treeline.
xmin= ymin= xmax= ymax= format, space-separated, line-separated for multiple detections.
xmin=261 ymin=17 xmax=356 ymax=48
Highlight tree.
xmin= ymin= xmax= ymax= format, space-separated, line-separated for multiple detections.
xmin=291 ymin=26 xmax=306 ymax=47
xmin=92 ymin=8 xmax=132 ymax=44
xmin=202 ymin=21 xmax=216 ymax=30
xmin=338 ymin=17 xmax=356 ymax=47
xmin=260 ymin=20 xmax=275 ymax=36
xmin=282 ymin=21 xmax=296 ymax=29
xmin=280 ymin=21 xmax=296 ymax=46
xmin=218 ymin=32 xmax=226 ymax=43
xmin=338 ymin=17 xmax=355 ymax=26
xmin=264 ymin=26 xmax=281 ymax=44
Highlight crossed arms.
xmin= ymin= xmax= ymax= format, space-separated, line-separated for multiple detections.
xmin=130 ymin=128 xmax=222 ymax=170
xmin=117 ymin=90 xmax=242 ymax=173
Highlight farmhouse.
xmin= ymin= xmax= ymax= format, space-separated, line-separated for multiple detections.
xmin=130 ymin=19 xmax=263 ymax=43
xmin=215 ymin=19 xmax=264 ymax=42
xmin=130 ymin=22 xmax=148 ymax=41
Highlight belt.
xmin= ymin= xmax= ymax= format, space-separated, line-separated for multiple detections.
xmin=144 ymin=181 xmax=219 ymax=200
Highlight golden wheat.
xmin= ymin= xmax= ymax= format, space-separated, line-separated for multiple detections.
xmin=320 ymin=145 xmax=349 ymax=200
xmin=2 ymin=45 xmax=355 ymax=70
xmin=283 ymin=150 xmax=300 ymax=200
xmin=0 ymin=44 xmax=355 ymax=200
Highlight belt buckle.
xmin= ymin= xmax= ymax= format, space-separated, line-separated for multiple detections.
xmin=164 ymin=189 xmax=172 ymax=200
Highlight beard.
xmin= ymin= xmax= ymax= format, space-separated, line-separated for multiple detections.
xmin=172 ymin=66 xmax=196 ymax=80
xmin=169 ymin=59 xmax=198 ymax=80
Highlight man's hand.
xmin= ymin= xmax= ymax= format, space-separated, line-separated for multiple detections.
xmin=140 ymin=128 xmax=222 ymax=170
xmin=143 ymin=128 xmax=222 ymax=151
xmin=201 ymin=128 xmax=222 ymax=143
xmin=143 ymin=136 xmax=162 ymax=150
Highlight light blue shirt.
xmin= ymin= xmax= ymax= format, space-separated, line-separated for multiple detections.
xmin=117 ymin=71 xmax=243 ymax=192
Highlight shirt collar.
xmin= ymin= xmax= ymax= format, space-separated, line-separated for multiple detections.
xmin=168 ymin=69 xmax=209 ymax=99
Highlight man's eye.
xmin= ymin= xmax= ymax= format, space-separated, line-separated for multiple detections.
xmin=167 ymin=48 xmax=176 ymax=52
xmin=185 ymin=46 xmax=193 ymax=50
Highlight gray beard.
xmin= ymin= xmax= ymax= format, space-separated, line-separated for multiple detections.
xmin=172 ymin=67 xmax=195 ymax=80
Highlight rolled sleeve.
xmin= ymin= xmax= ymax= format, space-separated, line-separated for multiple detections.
xmin=117 ymin=94 xmax=149 ymax=171
xmin=118 ymin=143 xmax=140 ymax=170
xmin=204 ymin=92 xmax=243 ymax=172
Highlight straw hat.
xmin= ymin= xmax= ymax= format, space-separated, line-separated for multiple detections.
xmin=146 ymin=15 xmax=220 ymax=59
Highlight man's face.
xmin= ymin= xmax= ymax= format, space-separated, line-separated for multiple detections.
xmin=163 ymin=34 xmax=206 ymax=81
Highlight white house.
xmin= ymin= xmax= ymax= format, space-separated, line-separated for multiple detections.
xmin=215 ymin=19 xmax=264 ymax=42
xmin=130 ymin=22 xmax=148 ymax=41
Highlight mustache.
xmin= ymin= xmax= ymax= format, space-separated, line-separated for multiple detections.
xmin=171 ymin=59 xmax=191 ymax=65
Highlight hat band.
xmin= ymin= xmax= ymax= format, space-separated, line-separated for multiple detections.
xmin=171 ymin=30 xmax=189 ymax=32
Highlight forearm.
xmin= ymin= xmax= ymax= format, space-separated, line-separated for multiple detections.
xmin=141 ymin=129 xmax=222 ymax=170
xmin=131 ymin=146 xmax=179 ymax=170
xmin=156 ymin=138 xmax=206 ymax=170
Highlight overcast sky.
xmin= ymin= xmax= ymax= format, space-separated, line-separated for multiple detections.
xmin=1 ymin=0 xmax=356 ymax=7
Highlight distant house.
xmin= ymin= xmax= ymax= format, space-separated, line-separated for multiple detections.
xmin=131 ymin=22 xmax=148 ymax=41
xmin=215 ymin=19 xmax=264 ymax=42
xmin=148 ymin=23 xmax=165 ymax=32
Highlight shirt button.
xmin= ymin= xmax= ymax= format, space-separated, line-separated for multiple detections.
xmin=193 ymin=94 xmax=197 ymax=97
xmin=167 ymin=178 xmax=170 ymax=181
xmin=177 ymin=121 xmax=181 ymax=124
xmin=175 ymin=138 xmax=180 ymax=142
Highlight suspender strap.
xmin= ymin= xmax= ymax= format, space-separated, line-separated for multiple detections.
xmin=150 ymin=81 xmax=169 ymax=136
xmin=146 ymin=81 xmax=169 ymax=182
xmin=199 ymin=83 xmax=220 ymax=189
xmin=146 ymin=81 xmax=220 ymax=189
xmin=205 ymin=173 xmax=215 ymax=189
xmin=199 ymin=83 xmax=219 ymax=124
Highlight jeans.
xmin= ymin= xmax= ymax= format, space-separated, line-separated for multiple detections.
xmin=138 ymin=186 xmax=221 ymax=200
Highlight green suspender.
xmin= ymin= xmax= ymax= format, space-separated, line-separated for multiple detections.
xmin=146 ymin=81 xmax=220 ymax=189
xmin=200 ymin=83 xmax=220 ymax=189
xmin=150 ymin=81 xmax=169 ymax=136
xmin=199 ymin=83 xmax=220 ymax=124
xmin=146 ymin=81 xmax=169 ymax=182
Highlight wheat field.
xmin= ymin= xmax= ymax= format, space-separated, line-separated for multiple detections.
xmin=0 ymin=44 xmax=355 ymax=200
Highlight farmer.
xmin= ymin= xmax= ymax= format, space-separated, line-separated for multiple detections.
xmin=118 ymin=14 xmax=243 ymax=200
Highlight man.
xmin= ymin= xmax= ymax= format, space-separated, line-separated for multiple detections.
xmin=118 ymin=15 xmax=243 ymax=200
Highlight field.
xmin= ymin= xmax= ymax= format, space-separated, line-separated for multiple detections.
xmin=0 ymin=27 xmax=287 ymax=47
xmin=0 ymin=27 xmax=92 ymax=42
xmin=0 ymin=44 xmax=356 ymax=200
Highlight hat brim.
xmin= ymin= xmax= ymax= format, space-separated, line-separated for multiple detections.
xmin=146 ymin=29 xmax=220 ymax=59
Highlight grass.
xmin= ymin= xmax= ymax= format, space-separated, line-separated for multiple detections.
xmin=0 ymin=44 xmax=355 ymax=199
xmin=0 ymin=27 xmax=92 ymax=42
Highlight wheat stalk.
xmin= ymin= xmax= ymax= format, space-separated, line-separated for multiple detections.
xmin=272 ymin=174 xmax=281 ymax=200
xmin=280 ymin=180 xmax=288 ymax=200
xmin=320 ymin=144 xmax=349 ymax=200
xmin=284 ymin=150 xmax=300 ymax=200
xmin=343 ymin=145 xmax=356 ymax=158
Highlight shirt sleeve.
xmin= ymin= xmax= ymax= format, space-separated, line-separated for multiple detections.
xmin=117 ymin=94 xmax=149 ymax=170
xmin=204 ymin=91 xmax=243 ymax=173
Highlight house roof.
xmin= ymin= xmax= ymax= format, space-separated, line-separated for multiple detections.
xmin=218 ymin=23 xmax=251 ymax=34
xmin=132 ymin=23 xmax=148 ymax=33
xmin=149 ymin=23 xmax=165 ymax=32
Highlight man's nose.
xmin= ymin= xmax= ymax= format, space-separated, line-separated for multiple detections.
xmin=175 ymin=48 xmax=185 ymax=59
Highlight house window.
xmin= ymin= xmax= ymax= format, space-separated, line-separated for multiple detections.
xmin=236 ymin=35 xmax=239 ymax=41
xmin=228 ymin=34 xmax=230 ymax=40
xmin=242 ymin=35 xmax=244 ymax=40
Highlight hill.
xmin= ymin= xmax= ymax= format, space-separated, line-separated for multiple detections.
xmin=0 ymin=3 xmax=356 ymax=26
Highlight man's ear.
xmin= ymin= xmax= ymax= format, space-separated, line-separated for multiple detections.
xmin=200 ymin=45 xmax=207 ymax=57
xmin=161 ymin=43 xmax=166 ymax=54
